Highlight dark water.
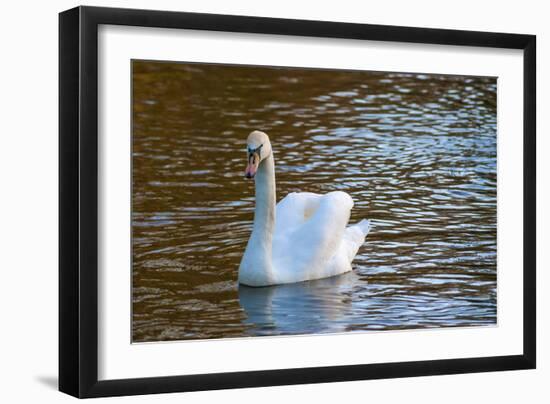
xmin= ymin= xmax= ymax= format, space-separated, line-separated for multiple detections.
xmin=132 ymin=61 xmax=497 ymax=342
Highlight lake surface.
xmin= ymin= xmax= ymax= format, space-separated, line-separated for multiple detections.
xmin=131 ymin=61 xmax=497 ymax=342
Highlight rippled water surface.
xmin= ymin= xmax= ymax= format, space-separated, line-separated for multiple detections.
xmin=132 ymin=61 xmax=497 ymax=342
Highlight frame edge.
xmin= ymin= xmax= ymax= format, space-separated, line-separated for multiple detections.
xmin=522 ymin=34 xmax=536 ymax=369
xmin=59 ymin=6 xmax=81 ymax=398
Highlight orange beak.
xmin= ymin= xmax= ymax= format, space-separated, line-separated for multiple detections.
xmin=245 ymin=153 xmax=260 ymax=179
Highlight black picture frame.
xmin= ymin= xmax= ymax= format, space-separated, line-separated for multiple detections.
xmin=59 ymin=5 xmax=536 ymax=398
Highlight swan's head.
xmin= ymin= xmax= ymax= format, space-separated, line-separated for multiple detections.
xmin=245 ymin=130 xmax=272 ymax=179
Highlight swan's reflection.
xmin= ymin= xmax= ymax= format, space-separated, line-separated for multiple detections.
xmin=238 ymin=272 xmax=360 ymax=336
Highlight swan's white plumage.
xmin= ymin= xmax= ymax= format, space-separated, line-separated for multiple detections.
xmin=238 ymin=131 xmax=371 ymax=287
xmin=272 ymin=191 xmax=367 ymax=283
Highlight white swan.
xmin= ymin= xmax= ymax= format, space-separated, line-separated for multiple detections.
xmin=238 ymin=130 xmax=371 ymax=287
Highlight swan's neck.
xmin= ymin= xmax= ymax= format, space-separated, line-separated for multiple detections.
xmin=239 ymin=153 xmax=276 ymax=285
xmin=253 ymin=153 xmax=276 ymax=243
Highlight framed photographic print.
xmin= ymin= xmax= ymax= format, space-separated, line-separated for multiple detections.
xmin=59 ymin=6 xmax=536 ymax=398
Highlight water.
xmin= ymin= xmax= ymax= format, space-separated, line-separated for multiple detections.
xmin=132 ymin=61 xmax=497 ymax=342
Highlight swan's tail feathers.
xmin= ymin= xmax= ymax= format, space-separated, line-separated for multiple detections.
xmin=342 ymin=219 xmax=371 ymax=262
xmin=357 ymin=219 xmax=371 ymax=237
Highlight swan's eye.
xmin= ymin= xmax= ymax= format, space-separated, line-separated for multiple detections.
xmin=247 ymin=144 xmax=263 ymax=158
xmin=252 ymin=144 xmax=263 ymax=159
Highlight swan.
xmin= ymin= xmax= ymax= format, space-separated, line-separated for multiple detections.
xmin=238 ymin=130 xmax=371 ymax=287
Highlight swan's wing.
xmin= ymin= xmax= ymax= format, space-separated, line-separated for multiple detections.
xmin=273 ymin=191 xmax=354 ymax=282
xmin=274 ymin=192 xmax=323 ymax=235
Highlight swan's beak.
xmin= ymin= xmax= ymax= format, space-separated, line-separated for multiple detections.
xmin=245 ymin=152 xmax=260 ymax=179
